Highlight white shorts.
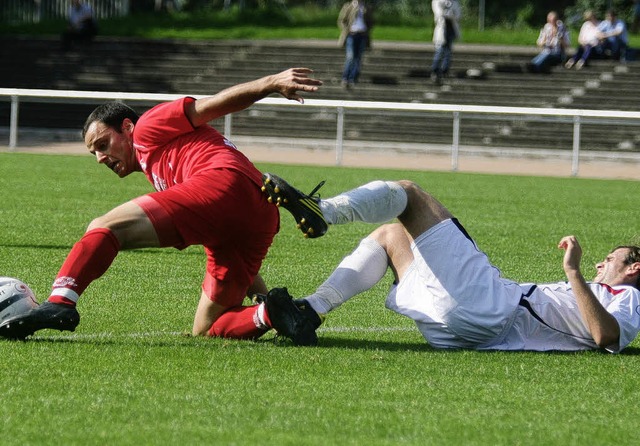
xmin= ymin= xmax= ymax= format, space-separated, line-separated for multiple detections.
xmin=385 ymin=218 xmax=522 ymax=349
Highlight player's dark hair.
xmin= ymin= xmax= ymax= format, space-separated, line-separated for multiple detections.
xmin=82 ymin=101 xmax=140 ymax=138
xmin=615 ymin=245 xmax=640 ymax=289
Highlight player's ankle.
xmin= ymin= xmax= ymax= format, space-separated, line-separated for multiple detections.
xmin=47 ymin=295 xmax=76 ymax=307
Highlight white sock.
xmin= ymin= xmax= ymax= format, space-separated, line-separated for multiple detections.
xmin=319 ymin=181 xmax=407 ymax=225
xmin=305 ymin=238 xmax=389 ymax=314
xmin=255 ymin=303 xmax=269 ymax=329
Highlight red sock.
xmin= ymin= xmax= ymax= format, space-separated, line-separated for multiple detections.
xmin=48 ymin=295 xmax=77 ymax=306
xmin=208 ymin=305 xmax=270 ymax=340
xmin=47 ymin=228 xmax=120 ymax=306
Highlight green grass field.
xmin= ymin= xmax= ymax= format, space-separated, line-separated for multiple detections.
xmin=1 ymin=153 xmax=639 ymax=445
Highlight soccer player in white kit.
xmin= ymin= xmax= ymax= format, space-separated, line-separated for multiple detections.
xmin=261 ymin=175 xmax=640 ymax=352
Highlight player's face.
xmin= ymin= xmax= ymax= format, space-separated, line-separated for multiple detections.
xmin=85 ymin=119 xmax=138 ymax=178
xmin=593 ymin=248 xmax=632 ymax=286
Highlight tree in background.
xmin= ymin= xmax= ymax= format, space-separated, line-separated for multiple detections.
xmin=566 ymin=0 xmax=635 ymax=26
xmin=178 ymin=1 xmax=634 ymax=26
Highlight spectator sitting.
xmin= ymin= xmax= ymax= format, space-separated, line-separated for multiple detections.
xmin=61 ymin=0 xmax=97 ymax=51
xmin=530 ymin=11 xmax=570 ymax=73
xmin=596 ymin=9 xmax=628 ymax=61
xmin=565 ymin=10 xmax=600 ymax=70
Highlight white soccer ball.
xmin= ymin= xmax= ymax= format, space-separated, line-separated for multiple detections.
xmin=0 ymin=277 xmax=38 ymax=322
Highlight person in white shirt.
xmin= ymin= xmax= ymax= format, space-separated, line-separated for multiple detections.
xmin=530 ymin=11 xmax=570 ymax=73
xmin=261 ymin=175 xmax=640 ymax=352
xmin=61 ymin=0 xmax=97 ymax=51
xmin=430 ymin=0 xmax=461 ymax=85
xmin=565 ymin=10 xmax=600 ymax=70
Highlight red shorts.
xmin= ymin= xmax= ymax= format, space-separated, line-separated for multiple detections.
xmin=134 ymin=168 xmax=279 ymax=307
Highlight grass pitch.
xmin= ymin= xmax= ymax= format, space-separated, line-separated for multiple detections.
xmin=1 ymin=152 xmax=639 ymax=446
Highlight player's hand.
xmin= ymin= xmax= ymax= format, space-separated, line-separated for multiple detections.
xmin=271 ymin=68 xmax=322 ymax=104
xmin=558 ymin=235 xmax=583 ymax=275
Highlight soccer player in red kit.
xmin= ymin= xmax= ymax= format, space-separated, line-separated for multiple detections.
xmin=0 ymin=68 xmax=322 ymax=346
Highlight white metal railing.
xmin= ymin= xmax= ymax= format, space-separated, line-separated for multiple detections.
xmin=2 ymin=87 xmax=640 ymax=176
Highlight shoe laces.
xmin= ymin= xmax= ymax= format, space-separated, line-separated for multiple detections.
xmin=307 ymin=180 xmax=326 ymax=200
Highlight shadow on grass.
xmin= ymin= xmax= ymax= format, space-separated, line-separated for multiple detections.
xmin=315 ymin=337 xmax=640 ymax=355
xmin=2 ymin=243 xmax=73 ymax=250
xmin=616 ymin=346 xmax=640 ymax=355
xmin=2 ymin=334 xmax=195 ymax=349
xmin=6 ymin=332 xmax=431 ymax=352
xmin=7 ymin=334 xmax=640 ymax=355
xmin=316 ymin=336 xmax=432 ymax=352
xmin=1 ymin=242 xmax=203 ymax=256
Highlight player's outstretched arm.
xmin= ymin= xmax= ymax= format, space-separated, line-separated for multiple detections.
xmin=558 ymin=235 xmax=620 ymax=348
xmin=186 ymin=68 xmax=322 ymax=127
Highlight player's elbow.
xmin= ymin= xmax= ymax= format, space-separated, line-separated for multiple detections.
xmin=591 ymin=326 xmax=620 ymax=349
xmin=594 ymin=334 xmax=618 ymax=349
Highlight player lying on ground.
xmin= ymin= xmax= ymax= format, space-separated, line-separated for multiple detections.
xmin=261 ymin=173 xmax=640 ymax=352
xmin=0 ymin=69 xmax=323 ymax=346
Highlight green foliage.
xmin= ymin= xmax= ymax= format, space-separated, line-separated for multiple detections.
xmin=1 ymin=154 xmax=640 ymax=445
xmin=566 ymin=0 xmax=635 ymax=24
xmin=0 ymin=6 xmax=541 ymax=43
xmin=515 ymin=3 xmax=536 ymax=28
xmin=3 ymin=0 xmax=639 ymax=36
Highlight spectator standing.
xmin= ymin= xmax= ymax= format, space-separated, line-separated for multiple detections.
xmin=337 ymin=0 xmax=374 ymax=89
xmin=61 ymin=0 xmax=97 ymax=51
xmin=597 ymin=9 xmax=628 ymax=61
xmin=530 ymin=11 xmax=570 ymax=73
xmin=430 ymin=0 xmax=461 ymax=85
xmin=565 ymin=11 xmax=600 ymax=70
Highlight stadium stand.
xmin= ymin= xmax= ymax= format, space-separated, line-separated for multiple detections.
xmin=1 ymin=35 xmax=638 ymax=153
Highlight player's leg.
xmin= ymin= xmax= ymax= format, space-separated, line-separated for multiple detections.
xmin=261 ymin=173 xmax=408 ymax=237
xmin=182 ymin=170 xmax=316 ymax=345
xmin=247 ymin=273 xmax=268 ymax=297
xmin=290 ymin=183 xmax=452 ymax=324
xmin=195 ymin=288 xmax=317 ymax=346
xmin=195 ymin=284 xmax=319 ymax=346
xmin=300 ymin=223 xmax=412 ymax=318
xmin=192 ymin=254 xmax=263 ymax=339
xmin=195 ymin=245 xmax=317 ymax=346
xmin=193 ymin=290 xmax=260 ymax=339
xmin=49 ymin=199 xmax=161 ymax=306
xmin=0 ymin=200 xmax=161 ymax=339
xmin=320 ymin=180 xmax=408 ymax=225
xmin=395 ymin=180 xmax=453 ymax=240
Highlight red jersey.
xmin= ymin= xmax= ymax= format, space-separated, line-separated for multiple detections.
xmin=132 ymin=97 xmax=262 ymax=191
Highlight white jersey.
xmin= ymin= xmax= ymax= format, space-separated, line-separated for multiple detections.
xmin=485 ymin=282 xmax=640 ymax=352
xmin=385 ymin=218 xmax=640 ymax=352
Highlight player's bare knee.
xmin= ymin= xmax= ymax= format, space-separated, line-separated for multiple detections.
xmin=192 ymin=325 xmax=210 ymax=337
xmin=394 ymin=181 xmax=452 ymax=236
xmin=396 ymin=180 xmax=417 ymax=191
xmin=86 ymin=209 xmax=159 ymax=249
xmin=394 ymin=181 xmax=418 ymax=214
xmin=192 ymin=314 xmax=216 ymax=337
xmin=369 ymin=223 xmax=406 ymax=249
xmin=396 ymin=180 xmax=422 ymax=203
xmin=86 ymin=215 xmax=112 ymax=233
xmin=86 ymin=215 xmax=127 ymax=244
